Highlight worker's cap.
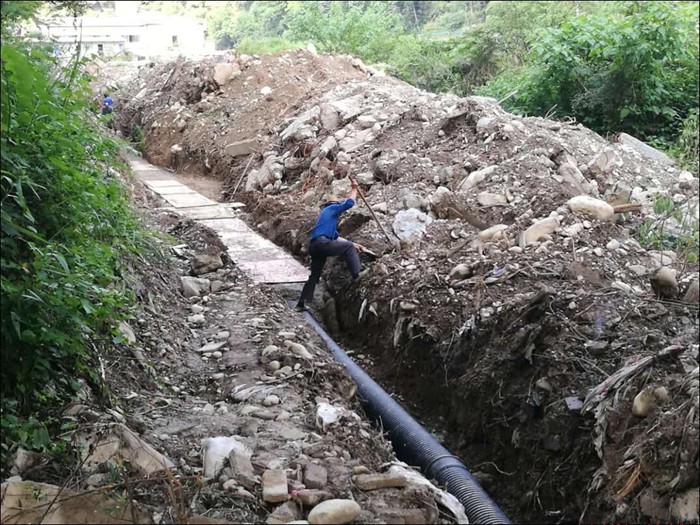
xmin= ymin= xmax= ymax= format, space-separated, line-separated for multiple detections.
xmin=322 ymin=194 xmax=341 ymax=206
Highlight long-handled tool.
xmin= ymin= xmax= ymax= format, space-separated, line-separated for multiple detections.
xmin=350 ymin=177 xmax=397 ymax=247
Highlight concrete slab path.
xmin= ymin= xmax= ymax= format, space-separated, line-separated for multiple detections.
xmin=129 ymin=156 xmax=309 ymax=285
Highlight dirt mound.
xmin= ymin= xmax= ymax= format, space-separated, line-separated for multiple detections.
xmin=113 ymin=50 xmax=367 ymax=177
xmin=114 ymin=50 xmax=700 ymax=524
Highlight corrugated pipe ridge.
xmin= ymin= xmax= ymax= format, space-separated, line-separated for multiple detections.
xmin=302 ymin=311 xmax=510 ymax=524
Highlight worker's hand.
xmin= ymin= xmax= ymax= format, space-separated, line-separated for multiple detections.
xmin=353 ymin=242 xmax=366 ymax=252
xmin=350 ymin=178 xmax=359 ymax=190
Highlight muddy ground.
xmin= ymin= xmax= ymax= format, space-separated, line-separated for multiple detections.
xmin=110 ymin=50 xmax=700 ymax=524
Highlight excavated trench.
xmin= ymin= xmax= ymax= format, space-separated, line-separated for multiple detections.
xmin=307 ymin=287 xmax=598 ymax=525
xmin=244 ymin=204 xmax=603 ymax=524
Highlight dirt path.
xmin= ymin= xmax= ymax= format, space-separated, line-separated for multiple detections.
xmin=2 ymin=157 xmax=470 ymax=524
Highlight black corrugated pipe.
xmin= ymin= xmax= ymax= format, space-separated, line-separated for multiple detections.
xmin=302 ymin=311 xmax=510 ymax=524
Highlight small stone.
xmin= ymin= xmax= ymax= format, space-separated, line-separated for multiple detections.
xmin=372 ymin=202 xmax=388 ymax=214
xmin=653 ymin=386 xmax=670 ymax=404
xmin=181 ymin=276 xmax=211 ymax=298
xmin=308 ymin=499 xmax=361 ymax=525
xmin=304 ymin=463 xmax=328 ymax=490
xmin=584 ymin=340 xmax=609 ymax=355
xmin=606 ymin=239 xmax=620 ymax=251
xmin=629 ymin=265 xmax=647 ymax=276
xmin=263 ymin=395 xmax=281 ymax=407
xmin=263 ymin=345 xmax=280 ymax=356
xmin=535 ymin=378 xmax=552 ymax=392
xmin=353 ymin=466 xmax=370 ymax=475
xmin=277 ymin=366 xmax=293 ymax=376
xmin=650 ymin=267 xmax=678 ymax=299
xmin=197 ymin=341 xmax=226 ymax=353
xmin=477 ymin=192 xmax=507 ymax=207
xmin=269 ymin=360 xmax=281 ymax=371
xmin=117 ymin=321 xmax=137 ymax=344
xmin=567 ymin=195 xmax=614 ymax=221
xmin=212 ymin=351 xmax=223 ymax=359
xmin=593 ymin=247 xmax=604 ymax=257
xmin=296 ymin=489 xmax=333 ymax=507
xmin=191 ymin=304 xmax=205 ymax=314
xmin=449 ymin=263 xmax=472 ymax=280
xmin=191 ymin=253 xmax=223 ymax=275
xmin=237 ymin=488 xmax=256 ymax=500
xmin=262 ymin=469 xmax=289 ymax=503
xmin=682 ymin=278 xmax=699 ymax=304
xmin=223 ymin=479 xmax=238 ymax=491
xmin=612 ymin=281 xmax=633 ymax=294
xmin=278 ymin=331 xmax=296 ymax=339
xmin=284 ymin=340 xmax=313 ymax=359
xmin=276 ymin=411 xmax=291 ymax=421
xmin=268 ymin=501 xmax=301 ymax=524
xmin=521 ymin=217 xmax=559 ymax=246
xmin=353 ymin=472 xmax=407 ymax=491
xmin=187 ymin=314 xmax=205 ymax=325
xmin=632 ymin=388 xmax=656 ymax=417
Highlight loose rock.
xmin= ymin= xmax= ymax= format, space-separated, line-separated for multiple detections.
xmin=262 ymin=469 xmax=289 ymax=503
xmin=307 ymin=499 xmax=361 ymax=525
xmin=353 ymin=472 xmax=407 ymax=491
xmin=650 ymin=267 xmax=679 ymax=299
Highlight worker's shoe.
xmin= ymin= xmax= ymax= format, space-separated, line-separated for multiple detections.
xmin=353 ymin=268 xmax=371 ymax=281
xmin=295 ymin=303 xmax=309 ymax=312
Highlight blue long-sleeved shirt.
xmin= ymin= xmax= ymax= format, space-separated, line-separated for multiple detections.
xmin=310 ymin=198 xmax=355 ymax=240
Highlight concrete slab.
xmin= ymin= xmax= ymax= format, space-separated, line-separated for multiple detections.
xmin=130 ymin=156 xmax=310 ymax=285
xmin=198 ymin=218 xmax=253 ymax=234
xmin=186 ymin=206 xmax=240 ymax=220
xmin=151 ymin=185 xmax=198 ymax=195
xmin=238 ymin=259 xmax=309 ymax=284
xmin=134 ymin=171 xmax=173 ymax=182
xmin=161 ymin=193 xmax=216 ymax=208
xmin=145 ymin=180 xmax=184 ymax=189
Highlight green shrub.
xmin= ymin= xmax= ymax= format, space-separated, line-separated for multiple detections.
xmin=636 ymin=194 xmax=699 ymax=263
xmin=479 ymin=1 xmax=699 ymax=142
xmin=1 ymin=39 xmax=142 ymax=459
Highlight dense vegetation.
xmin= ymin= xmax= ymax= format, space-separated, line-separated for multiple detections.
xmin=1 ymin=1 xmax=142 ymax=463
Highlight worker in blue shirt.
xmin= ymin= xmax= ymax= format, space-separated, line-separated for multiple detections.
xmin=101 ymin=93 xmax=113 ymax=115
xmin=296 ymin=178 xmax=366 ymax=312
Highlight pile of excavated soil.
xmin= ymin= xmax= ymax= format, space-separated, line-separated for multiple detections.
xmin=114 ymin=50 xmax=700 ymax=524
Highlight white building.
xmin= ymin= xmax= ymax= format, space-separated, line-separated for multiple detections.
xmin=33 ymin=10 xmax=210 ymax=61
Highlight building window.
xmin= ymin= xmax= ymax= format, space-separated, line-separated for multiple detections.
xmin=172 ymin=35 xmax=178 ymax=44
xmin=127 ymin=34 xmax=140 ymax=43
xmin=97 ymin=44 xmax=104 ymax=55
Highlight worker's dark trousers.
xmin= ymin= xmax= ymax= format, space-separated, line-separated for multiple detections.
xmin=297 ymin=236 xmax=361 ymax=306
